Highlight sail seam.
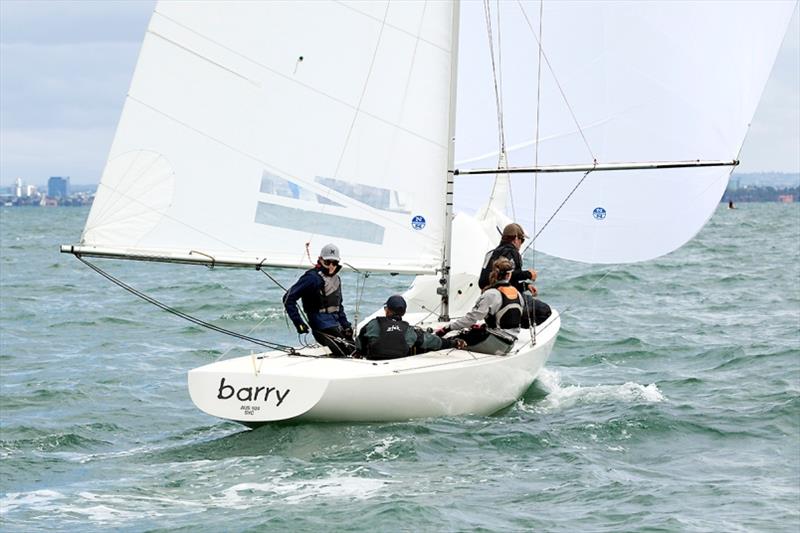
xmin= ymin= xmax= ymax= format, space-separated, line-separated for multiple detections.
xmin=148 ymin=30 xmax=258 ymax=85
xmin=122 ymin=95 xmax=444 ymax=249
xmin=86 ymin=177 xmax=249 ymax=254
xmin=523 ymin=168 xmax=594 ymax=253
xmin=87 ymin=152 xmax=164 ymax=242
xmin=516 ymin=0 xmax=596 ymax=162
xmin=333 ymin=0 xmax=450 ymax=54
xmin=332 ymin=2 xmax=390 ymax=178
xmin=150 ymin=9 xmax=447 ymax=150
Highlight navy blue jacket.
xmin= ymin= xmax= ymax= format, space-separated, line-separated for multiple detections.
xmin=283 ymin=267 xmax=350 ymax=331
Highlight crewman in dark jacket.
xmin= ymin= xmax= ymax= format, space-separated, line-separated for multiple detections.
xmin=356 ymin=295 xmax=465 ymax=360
xmin=283 ymin=243 xmax=353 ymax=357
xmin=479 ymin=223 xmax=551 ymax=325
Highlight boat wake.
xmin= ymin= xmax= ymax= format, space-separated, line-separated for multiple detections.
xmin=523 ymin=368 xmax=665 ymax=413
xmin=218 ymin=471 xmax=393 ymax=507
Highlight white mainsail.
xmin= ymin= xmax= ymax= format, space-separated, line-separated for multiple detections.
xmin=454 ymin=0 xmax=796 ymax=264
xmin=77 ymin=1 xmax=455 ymax=274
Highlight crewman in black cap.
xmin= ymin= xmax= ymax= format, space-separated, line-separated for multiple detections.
xmin=356 ymin=295 xmax=465 ymax=360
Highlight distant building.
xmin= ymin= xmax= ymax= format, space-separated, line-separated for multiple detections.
xmin=14 ymin=178 xmax=22 ymax=198
xmin=48 ymin=176 xmax=70 ymax=199
xmin=778 ymin=194 xmax=795 ymax=203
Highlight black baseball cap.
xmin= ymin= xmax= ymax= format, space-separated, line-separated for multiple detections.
xmin=384 ymin=295 xmax=407 ymax=314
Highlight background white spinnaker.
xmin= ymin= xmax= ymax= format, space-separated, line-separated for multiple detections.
xmin=453 ymin=0 xmax=796 ymax=263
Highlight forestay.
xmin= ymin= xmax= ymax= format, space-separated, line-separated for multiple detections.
xmin=453 ymin=0 xmax=795 ymax=264
xmin=76 ymin=1 xmax=455 ymax=274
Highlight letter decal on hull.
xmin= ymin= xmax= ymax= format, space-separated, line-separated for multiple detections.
xmin=189 ymin=370 xmax=330 ymax=422
xmin=218 ymin=377 xmax=290 ymax=407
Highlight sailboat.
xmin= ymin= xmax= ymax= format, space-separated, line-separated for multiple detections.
xmin=61 ymin=1 xmax=795 ymax=424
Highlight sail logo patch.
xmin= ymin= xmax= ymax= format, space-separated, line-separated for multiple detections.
xmin=411 ymin=215 xmax=426 ymax=230
xmin=592 ymin=207 xmax=607 ymax=220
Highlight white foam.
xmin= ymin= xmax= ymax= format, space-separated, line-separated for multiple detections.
xmin=0 ymin=487 xmax=206 ymax=523
xmin=218 ymin=473 xmax=391 ymax=508
xmin=526 ymin=368 xmax=665 ymax=413
xmin=0 ymin=489 xmax=65 ymax=514
xmin=366 ymin=436 xmax=402 ymax=460
xmin=220 ymin=308 xmax=285 ymax=321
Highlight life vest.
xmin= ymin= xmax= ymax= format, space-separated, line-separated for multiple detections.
xmin=312 ymin=269 xmax=342 ymax=313
xmin=365 ymin=316 xmax=410 ymax=360
xmin=484 ymin=284 xmax=523 ymax=329
xmin=297 ymin=268 xmax=343 ymax=317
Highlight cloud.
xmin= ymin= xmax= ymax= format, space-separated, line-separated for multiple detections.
xmin=0 ymin=0 xmax=155 ymax=45
xmin=0 ymin=127 xmax=115 ymax=184
xmin=0 ymin=0 xmax=797 ymax=186
xmin=0 ymin=0 xmax=154 ymax=185
xmin=737 ymin=4 xmax=800 ymax=173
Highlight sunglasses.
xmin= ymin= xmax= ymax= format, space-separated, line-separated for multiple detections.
xmin=516 ymin=235 xmax=526 ymax=243
xmin=323 ymin=259 xmax=339 ymax=266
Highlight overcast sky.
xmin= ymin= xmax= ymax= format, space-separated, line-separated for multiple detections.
xmin=0 ymin=0 xmax=797 ymax=186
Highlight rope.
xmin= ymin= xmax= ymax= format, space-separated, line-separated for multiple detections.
xmin=529 ymin=0 xmax=545 ymax=346
xmin=516 ymin=0 xmax=596 ymax=162
xmin=483 ymin=0 xmax=506 ymax=158
xmin=522 ymin=167 xmax=595 ymax=255
xmin=352 ymin=269 xmax=370 ymax=333
xmin=483 ymin=0 xmax=517 ymax=222
xmin=76 ymin=256 xmax=297 ymax=353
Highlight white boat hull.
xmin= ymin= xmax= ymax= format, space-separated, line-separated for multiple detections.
xmin=188 ymin=311 xmax=560 ymax=424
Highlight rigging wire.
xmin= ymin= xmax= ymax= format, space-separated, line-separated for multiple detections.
xmin=352 ymin=269 xmax=370 ymax=333
xmin=76 ymin=256 xmax=297 ymax=353
xmin=522 ymin=168 xmax=595 ymax=256
xmin=483 ymin=0 xmax=517 ymax=221
xmin=529 ymin=0 xmax=545 ymax=344
xmin=515 ymin=0 xmax=596 ymax=162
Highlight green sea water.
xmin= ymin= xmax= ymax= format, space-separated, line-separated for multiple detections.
xmin=1 ymin=204 xmax=798 ymax=531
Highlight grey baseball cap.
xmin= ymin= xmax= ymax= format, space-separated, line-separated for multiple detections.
xmin=319 ymin=243 xmax=340 ymax=261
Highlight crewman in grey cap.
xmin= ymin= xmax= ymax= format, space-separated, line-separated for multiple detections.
xmin=283 ymin=243 xmax=353 ymax=357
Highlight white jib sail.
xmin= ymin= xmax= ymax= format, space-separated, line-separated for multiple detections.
xmin=453 ymin=0 xmax=796 ymax=264
xmin=78 ymin=1 xmax=455 ymax=274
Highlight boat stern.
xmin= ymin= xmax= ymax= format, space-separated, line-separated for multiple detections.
xmin=187 ymin=357 xmax=330 ymax=423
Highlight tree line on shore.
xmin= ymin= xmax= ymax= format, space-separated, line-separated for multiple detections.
xmin=723 ymin=185 xmax=798 ymax=203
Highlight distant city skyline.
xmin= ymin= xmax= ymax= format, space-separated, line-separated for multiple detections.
xmin=0 ymin=0 xmax=798 ymax=187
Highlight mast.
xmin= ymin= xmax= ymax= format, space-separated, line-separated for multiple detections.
xmin=439 ymin=0 xmax=461 ymax=322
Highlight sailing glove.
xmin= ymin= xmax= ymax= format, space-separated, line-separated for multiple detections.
xmin=435 ymin=326 xmax=450 ymax=337
xmin=342 ymin=326 xmax=354 ymax=341
xmin=296 ymin=322 xmax=309 ymax=334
